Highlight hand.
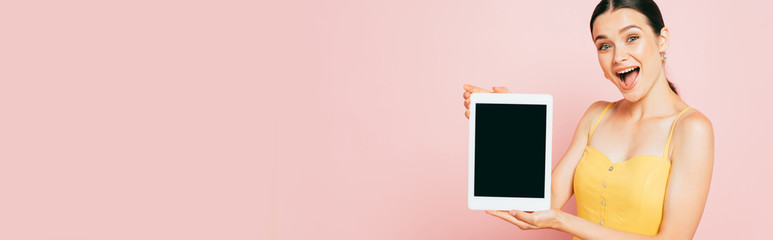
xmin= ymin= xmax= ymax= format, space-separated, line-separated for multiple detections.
xmin=485 ymin=209 xmax=563 ymax=230
xmin=462 ymin=84 xmax=511 ymax=119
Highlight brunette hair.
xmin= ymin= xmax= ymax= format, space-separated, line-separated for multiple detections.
xmin=590 ymin=0 xmax=678 ymax=95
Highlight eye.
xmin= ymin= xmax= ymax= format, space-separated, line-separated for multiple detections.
xmin=627 ymin=36 xmax=639 ymax=42
xmin=598 ymin=44 xmax=611 ymax=51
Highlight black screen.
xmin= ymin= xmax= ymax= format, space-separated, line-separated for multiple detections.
xmin=474 ymin=103 xmax=546 ymax=198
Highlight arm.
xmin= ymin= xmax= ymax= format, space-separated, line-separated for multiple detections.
xmin=652 ymin=110 xmax=714 ymax=239
xmin=506 ymin=110 xmax=715 ymax=240
xmin=551 ymin=101 xmax=610 ymax=209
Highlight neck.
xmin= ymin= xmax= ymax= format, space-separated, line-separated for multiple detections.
xmin=618 ymin=74 xmax=684 ymax=120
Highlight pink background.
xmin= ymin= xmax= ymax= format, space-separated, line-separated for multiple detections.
xmin=2 ymin=0 xmax=771 ymax=239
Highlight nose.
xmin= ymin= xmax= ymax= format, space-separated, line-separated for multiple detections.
xmin=613 ymin=46 xmax=629 ymax=64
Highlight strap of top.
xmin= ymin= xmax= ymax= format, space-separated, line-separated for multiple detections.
xmin=588 ymin=102 xmax=615 ymax=142
xmin=663 ymin=107 xmax=693 ymax=159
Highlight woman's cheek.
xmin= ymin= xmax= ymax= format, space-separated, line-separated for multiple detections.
xmin=598 ymin=56 xmax=613 ymax=82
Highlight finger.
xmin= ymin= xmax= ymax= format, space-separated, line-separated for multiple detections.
xmin=492 ymin=86 xmax=511 ymax=93
xmin=464 ymin=98 xmax=470 ymax=109
xmin=486 ymin=210 xmax=509 ymax=216
xmin=512 ymin=210 xmax=537 ymax=226
xmin=463 ymin=84 xmax=492 ymax=93
xmin=486 ymin=210 xmax=536 ymax=230
xmin=465 ymin=109 xmax=470 ymax=119
xmin=508 ymin=210 xmax=535 ymax=215
xmin=463 ymin=91 xmax=471 ymax=99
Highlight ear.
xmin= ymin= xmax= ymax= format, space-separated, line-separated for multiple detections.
xmin=658 ymin=27 xmax=670 ymax=52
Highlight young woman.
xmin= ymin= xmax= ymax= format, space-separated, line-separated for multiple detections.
xmin=461 ymin=0 xmax=714 ymax=239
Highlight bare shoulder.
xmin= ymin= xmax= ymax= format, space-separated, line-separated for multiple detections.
xmin=579 ymin=100 xmax=615 ymax=128
xmin=676 ymin=108 xmax=714 ymax=139
xmin=589 ymin=100 xmax=614 ymax=112
xmin=671 ymin=108 xmax=715 ymax=163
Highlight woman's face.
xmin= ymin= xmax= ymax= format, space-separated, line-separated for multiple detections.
xmin=592 ymin=9 xmax=668 ymax=102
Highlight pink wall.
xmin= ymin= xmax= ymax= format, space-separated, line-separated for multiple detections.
xmin=2 ymin=0 xmax=771 ymax=239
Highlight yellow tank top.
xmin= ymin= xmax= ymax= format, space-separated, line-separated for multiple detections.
xmin=572 ymin=102 xmax=692 ymax=239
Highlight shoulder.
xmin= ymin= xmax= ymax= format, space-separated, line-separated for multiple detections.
xmin=675 ymin=108 xmax=714 ymax=140
xmin=579 ymin=100 xmax=615 ymax=127
xmin=671 ymin=107 xmax=714 ymax=163
xmin=583 ymin=100 xmax=614 ymax=118
xmin=588 ymin=100 xmax=614 ymax=113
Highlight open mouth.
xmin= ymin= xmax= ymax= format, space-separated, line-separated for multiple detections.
xmin=616 ymin=66 xmax=640 ymax=90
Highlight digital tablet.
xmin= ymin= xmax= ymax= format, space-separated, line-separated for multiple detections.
xmin=468 ymin=93 xmax=552 ymax=211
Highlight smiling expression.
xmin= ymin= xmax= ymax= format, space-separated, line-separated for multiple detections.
xmin=592 ymin=8 xmax=668 ymax=102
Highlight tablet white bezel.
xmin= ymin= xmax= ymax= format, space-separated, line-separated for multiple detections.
xmin=468 ymin=93 xmax=552 ymax=211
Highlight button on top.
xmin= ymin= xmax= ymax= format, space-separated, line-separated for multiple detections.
xmin=601 ymin=201 xmax=606 ymax=206
xmin=600 ymin=220 xmax=605 ymax=225
xmin=602 ymin=182 xmax=607 ymax=188
xmin=609 ymin=166 xmax=614 ymax=171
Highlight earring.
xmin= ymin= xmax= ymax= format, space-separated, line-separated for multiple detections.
xmin=661 ymin=52 xmax=667 ymax=61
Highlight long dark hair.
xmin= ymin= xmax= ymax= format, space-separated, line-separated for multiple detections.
xmin=590 ymin=0 xmax=678 ymax=95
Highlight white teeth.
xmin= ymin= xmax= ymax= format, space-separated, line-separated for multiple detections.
xmin=616 ymin=67 xmax=638 ymax=75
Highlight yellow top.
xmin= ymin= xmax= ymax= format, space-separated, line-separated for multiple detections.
xmin=571 ymin=102 xmax=692 ymax=239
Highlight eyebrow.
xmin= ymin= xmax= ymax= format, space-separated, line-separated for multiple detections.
xmin=594 ymin=24 xmax=642 ymax=42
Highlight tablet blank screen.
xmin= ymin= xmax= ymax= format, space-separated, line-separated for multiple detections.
xmin=474 ymin=103 xmax=546 ymax=198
